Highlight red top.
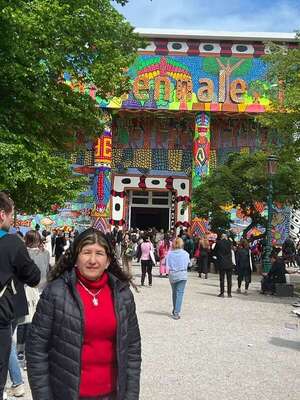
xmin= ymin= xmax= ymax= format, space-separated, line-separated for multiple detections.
xmin=76 ymin=270 xmax=117 ymax=397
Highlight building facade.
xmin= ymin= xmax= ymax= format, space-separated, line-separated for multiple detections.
xmin=17 ymin=30 xmax=298 ymax=241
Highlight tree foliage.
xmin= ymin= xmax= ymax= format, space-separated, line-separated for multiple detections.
xmin=0 ymin=129 xmax=88 ymax=214
xmin=0 ymin=0 xmax=144 ymax=213
xmin=193 ymin=149 xmax=300 ymax=235
xmin=258 ymin=34 xmax=300 ymax=145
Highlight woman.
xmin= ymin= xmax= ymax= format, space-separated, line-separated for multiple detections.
xmin=235 ymin=239 xmax=254 ymax=295
xmin=196 ymin=236 xmax=210 ymax=279
xmin=26 ymin=228 xmax=141 ymax=400
xmin=121 ymin=233 xmax=134 ymax=276
xmin=138 ymin=236 xmax=154 ymax=287
xmin=158 ymin=234 xmax=172 ymax=277
xmin=25 ymin=230 xmax=50 ymax=291
xmin=166 ymin=237 xmax=190 ymax=320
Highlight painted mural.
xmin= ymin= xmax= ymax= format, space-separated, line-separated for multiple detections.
xmin=193 ymin=112 xmax=210 ymax=188
xmin=112 ymin=114 xmax=193 ymax=175
xmin=66 ymin=54 xmax=270 ymax=112
xmin=15 ymin=46 xmax=289 ymax=240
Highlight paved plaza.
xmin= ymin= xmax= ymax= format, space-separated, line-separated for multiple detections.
xmin=16 ymin=265 xmax=300 ymax=400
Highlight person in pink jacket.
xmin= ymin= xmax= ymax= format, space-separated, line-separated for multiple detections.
xmin=158 ymin=235 xmax=172 ymax=277
xmin=139 ymin=236 xmax=154 ymax=287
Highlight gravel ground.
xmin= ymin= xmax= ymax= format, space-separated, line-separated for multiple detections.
xmin=9 ymin=265 xmax=300 ymax=400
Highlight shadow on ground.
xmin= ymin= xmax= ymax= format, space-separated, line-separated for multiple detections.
xmin=143 ymin=310 xmax=171 ymax=317
xmin=269 ymin=337 xmax=300 ymax=351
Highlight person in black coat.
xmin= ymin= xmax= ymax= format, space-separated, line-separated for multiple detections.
xmin=261 ymin=252 xmax=289 ymax=294
xmin=214 ymin=233 xmax=234 ymax=297
xmin=26 ymin=228 xmax=141 ymax=400
xmin=0 ymin=192 xmax=41 ymax=400
xmin=54 ymin=229 xmax=66 ymax=262
xmin=235 ymin=239 xmax=254 ymax=295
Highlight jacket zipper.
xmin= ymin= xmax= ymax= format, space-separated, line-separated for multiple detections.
xmin=68 ymin=278 xmax=85 ymax=399
xmin=113 ymin=284 xmax=121 ymax=400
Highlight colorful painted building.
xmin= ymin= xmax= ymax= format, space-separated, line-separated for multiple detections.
xmin=17 ymin=30 xmax=298 ymax=241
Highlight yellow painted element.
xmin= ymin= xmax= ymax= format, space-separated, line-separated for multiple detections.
xmin=220 ymin=203 xmax=234 ymax=211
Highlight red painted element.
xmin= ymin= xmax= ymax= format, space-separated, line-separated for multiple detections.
xmin=165 ymin=176 xmax=174 ymax=191
xmin=220 ymin=41 xmax=233 ymax=57
xmin=110 ymin=190 xmax=126 ymax=198
xmin=109 ymin=219 xmax=125 ymax=226
xmin=97 ymin=173 xmax=104 ymax=208
xmin=175 ymin=221 xmax=191 ymax=228
xmin=176 ymin=196 xmax=191 ymax=203
xmin=73 ymin=166 xmax=96 ymax=175
xmin=138 ymin=175 xmax=147 ymax=190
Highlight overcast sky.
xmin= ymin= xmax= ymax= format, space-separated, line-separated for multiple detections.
xmin=113 ymin=0 xmax=300 ymax=32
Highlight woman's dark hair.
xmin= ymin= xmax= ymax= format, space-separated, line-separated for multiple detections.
xmin=25 ymin=230 xmax=44 ymax=250
xmin=239 ymin=238 xmax=249 ymax=249
xmin=49 ymin=228 xmax=136 ymax=288
xmin=0 ymin=191 xmax=14 ymax=213
xmin=163 ymin=234 xmax=170 ymax=249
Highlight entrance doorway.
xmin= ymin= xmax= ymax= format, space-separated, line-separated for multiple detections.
xmin=130 ymin=207 xmax=169 ymax=230
xmin=128 ymin=190 xmax=171 ymax=231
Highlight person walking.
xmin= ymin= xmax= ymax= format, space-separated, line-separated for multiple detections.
xmin=166 ymin=237 xmax=190 ymax=320
xmin=121 ymin=234 xmax=134 ymax=276
xmin=138 ymin=236 xmax=154 ymax=287
xmin=214 ymin=233 xmax=234 ymax=298
xmin=196 ymin=236 xmax=210 ymax=279
xmin=6 ymin=340 xmax=25 ymax=397
xmin=158 ymin=234 xmax=172 ymax=277
xmin=183 ymin=234 xmax=194 ymax=271
xmin=25 ymin=230 xmax=50 ymax=292
xmin=115 ymin=229 xmax=123 ymax=263
xmin=54 ymin=229 xmax=66 ymax=262
xmin=0 ymin=192 xmax=40 ymax=400
xmin=235 ymin=239 xmax=254 ymax=295
xmin=27 ymin=228 xmax=141 ymax=400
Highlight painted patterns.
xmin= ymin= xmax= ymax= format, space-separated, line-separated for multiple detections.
xmin=193 ymin=112 xmax=210 ymax=188
xmin=93 ymin=55 xmax=269 ymax=112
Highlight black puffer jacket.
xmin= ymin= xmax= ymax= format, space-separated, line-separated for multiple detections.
xmin=26 ymin=270 xmax=141 ymax=400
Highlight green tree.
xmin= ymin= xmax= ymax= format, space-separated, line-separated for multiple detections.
xmin=193 ymin=150 xmax=300 ymax=236
xmin=259 ymin=35 xmax=300 ymax=145
xmin=0 ymin=0 xmax=144 ymax=212
xmin=0 ymin=129 xmax=88 ymax=214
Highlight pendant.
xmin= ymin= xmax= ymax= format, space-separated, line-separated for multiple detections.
xmin=92 ymin=297 xmax=99 ymax=306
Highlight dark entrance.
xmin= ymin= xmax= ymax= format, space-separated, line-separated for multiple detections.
xmin=130 ymin=207 xmax=169 ymax=231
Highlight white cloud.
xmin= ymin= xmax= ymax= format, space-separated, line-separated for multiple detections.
xmin=113 ymin=0 xmax=300 ymax=32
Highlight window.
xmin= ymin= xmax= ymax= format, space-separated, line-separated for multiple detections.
xmin=152 ymin=191 xmax=169 ymax=197
xmin=172 ymin=42 xmax=182 ymax=50
xmin=132 ymin=191 xmax=149 ymax=197
xmin=236 ymin=45 xmax=248 ymax=53
xmin=132 ymin=198 xmax=149 ymax=204
xmin=152 ymin=198 xmax=169 ymax=205
xmin=203 ymin=44 xmax=214 ymax=52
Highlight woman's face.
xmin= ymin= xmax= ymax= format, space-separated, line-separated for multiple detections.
xmin=76 ymin=243 xmax=110 ymax=281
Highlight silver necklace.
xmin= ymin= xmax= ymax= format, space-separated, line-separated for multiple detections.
xmin=78 ymin=280 xmax=102 ymax=306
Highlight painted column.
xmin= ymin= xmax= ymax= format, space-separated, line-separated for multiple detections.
xmin=192 ymin=112 xmax=211 ymax=188
xmin=91 ymin=112 xmax=112 ymax=232
xmin=191 ymin=112 xmax=211 ymax=235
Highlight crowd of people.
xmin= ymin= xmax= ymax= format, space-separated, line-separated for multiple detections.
xmin=1 ymin=189 xmax=300 ymax=400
